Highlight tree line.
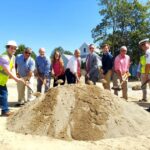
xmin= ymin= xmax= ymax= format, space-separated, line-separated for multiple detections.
xmin=92 ymin=0 xmax=150 ymax=63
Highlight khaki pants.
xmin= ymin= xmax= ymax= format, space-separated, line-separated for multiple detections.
xmin=103 ymin=70 xmax=112 ymax=90
xmin=17 ymin=76 xmax=34 ymax=104
xmin=141 ymin=74 xmax=150 ymax=100
xmin=113 ymin=73 xmax=128 ymax=100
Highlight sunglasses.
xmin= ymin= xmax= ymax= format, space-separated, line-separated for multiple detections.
xmin=25 ymin=51 xmax=31 ymax=55
xmin=140 ymin=43 xmax=146 ymax=46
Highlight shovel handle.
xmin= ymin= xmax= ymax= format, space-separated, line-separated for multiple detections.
xmin=25 ymin=82 xmax=34 ymax=93
xmin=141 ymin=79 xmax=150 ymax=89
xmin=38 ymin=76 xmax=47 ymax=85
xmin=112 ymin=72 xmax=129 ymax=91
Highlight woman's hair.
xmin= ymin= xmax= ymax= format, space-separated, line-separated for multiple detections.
xmin=51 ymin=50 xmax=64 ymax=66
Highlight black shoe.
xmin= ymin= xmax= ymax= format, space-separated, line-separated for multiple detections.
xmin=146 ymin=107 xmax=150 ymax=112
xmin=15 ymin=103 xmax=24 ymax=107
xmin=139 ymin=99 xmax=147 ymax=102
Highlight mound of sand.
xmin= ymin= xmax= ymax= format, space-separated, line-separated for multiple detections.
xmin=7 ymin=84 xmax=150 ymax=141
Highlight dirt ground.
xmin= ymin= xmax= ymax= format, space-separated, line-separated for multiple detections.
xmin=1 ymin=78 xmax=150 ymax=150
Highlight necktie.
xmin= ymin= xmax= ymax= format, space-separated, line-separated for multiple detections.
xmin=86 ymin=55 xmax=91 ymax=73
xmin=77 ymin=59 xmax=81 ymax=77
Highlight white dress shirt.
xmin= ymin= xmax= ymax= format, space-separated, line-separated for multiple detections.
xmin=66 ymin=56 xmax=81 ymax=74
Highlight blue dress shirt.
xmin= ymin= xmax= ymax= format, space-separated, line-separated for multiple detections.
xmin=35 ymin=56 xmax=51 ymax=77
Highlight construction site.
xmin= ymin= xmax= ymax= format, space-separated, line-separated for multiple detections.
xmin=0 ymin=78 xmax=150 ymax=150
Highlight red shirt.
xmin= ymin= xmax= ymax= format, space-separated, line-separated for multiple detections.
xmin=52 ymin=60 xmax=64 ymax=76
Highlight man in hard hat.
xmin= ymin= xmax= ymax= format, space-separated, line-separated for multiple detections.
xmin=139 ymin=39 xmax=150 ymax=110
xmin=137 ymin=54 xmax=150 ymax=102
xmin=0 ymin=40 xmax=24 ymax=116
xmin=139 ymin=38 xmax=150 ymax=80
xmin=15 ymin=47 xmax=35 ymax=106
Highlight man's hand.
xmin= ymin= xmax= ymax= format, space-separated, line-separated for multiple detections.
xmin=16 ymin=78 xmax=25 ymax=84
xmin=86 ymin=73 xmax=90 ymax=78
xmin=54 ymin=75 xmax=58 ymax=80
xmin=76 ymin=77 xmax=80 ymax=83
xmin=100 ymin=68 xmax=104 ymax=74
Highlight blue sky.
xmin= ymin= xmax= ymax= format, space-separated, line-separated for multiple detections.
xmin=0 ymin=0 xmax=100 ymax=56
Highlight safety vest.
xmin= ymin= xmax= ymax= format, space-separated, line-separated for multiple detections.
xmin=140 ymin=55 xmax=150 ymax=74
xmin=0 ymin=52 xmax=15 ymax=86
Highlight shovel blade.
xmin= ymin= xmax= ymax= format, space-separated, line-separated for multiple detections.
xmin=55 ymin=79 xmax=64 ymax=85
xmin=111 ymin=86 xmax=122 ymax=91
xmin=100 ymin=79 xmax=107 ymax=84
xmin=86 ymin=80 xmax=94 ymax=85
xmin=33 ymin=92 xmax=42 ymax=97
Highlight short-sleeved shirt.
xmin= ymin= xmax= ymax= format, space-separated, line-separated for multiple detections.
xmin=0 ymin=53 xmax=15 ymax=70
xmin=0 ymin=57 xmax=9 ymax=68
xmin=146 ymin=48 xmax=150 ymax=64
xmin=16 ymin=54 xmax=35 ymax=77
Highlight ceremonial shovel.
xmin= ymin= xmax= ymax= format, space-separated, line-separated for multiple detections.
xmin=112 ymin=72 xmax=130 ymax=91
xmin=25 ymin=82 xmax=41 ymax=97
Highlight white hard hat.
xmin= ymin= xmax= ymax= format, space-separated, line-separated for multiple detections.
xmin=139 ymin=38 xmax=149 ymax=45
xmin=6 ymin=40 xmax=17 ymax=47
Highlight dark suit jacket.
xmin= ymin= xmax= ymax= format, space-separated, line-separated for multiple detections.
xmin=86 ymin=53 xmax=99 ymax=82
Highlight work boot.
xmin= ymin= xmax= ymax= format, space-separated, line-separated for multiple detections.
xmin=1 ymin=111 xmax=14 ymax=117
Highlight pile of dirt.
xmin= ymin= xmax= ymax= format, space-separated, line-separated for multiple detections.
xmin=7 ymin=84 xmax=150 ymax=141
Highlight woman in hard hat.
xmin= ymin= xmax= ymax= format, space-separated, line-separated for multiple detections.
xmin=0 ymin=40 xmax=24 ymax=116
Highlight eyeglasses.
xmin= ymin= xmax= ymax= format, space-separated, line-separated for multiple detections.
xmin=25 ymin=51 xmax=31 ymax=55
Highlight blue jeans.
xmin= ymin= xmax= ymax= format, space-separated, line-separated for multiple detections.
xmin=37 ymin=74 xmax=51 ymax=93
xmin=0 ymin=85 xmax=9 ymax=113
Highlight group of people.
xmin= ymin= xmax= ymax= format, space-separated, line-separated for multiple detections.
xmin=0 ymin=38 xmax=150 ymax=116
xmin=0 ymin=41 xmax=81 ymax=116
